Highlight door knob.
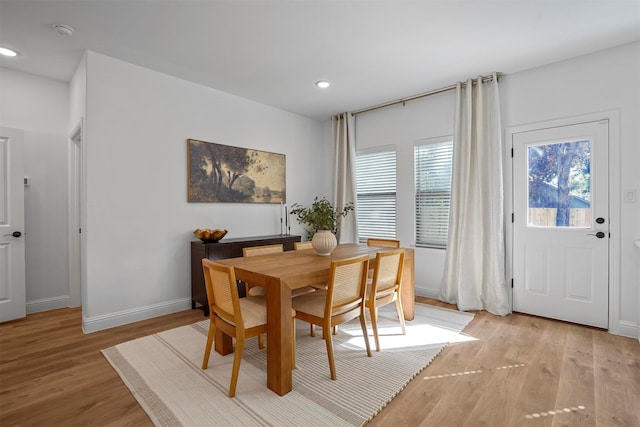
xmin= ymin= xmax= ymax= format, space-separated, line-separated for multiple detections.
xmin=595 ymin=217 xmax=605 ymax=224
xmin=586 ymin=231 xmax=606 ymax=239
xmin=3 ymin=231 xmax=22 ymax=237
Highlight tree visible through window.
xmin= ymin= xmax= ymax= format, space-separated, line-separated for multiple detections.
xmin=527 ymin=140 xmax=591 ymax=227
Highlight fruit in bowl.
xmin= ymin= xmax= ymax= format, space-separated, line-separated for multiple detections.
xmin=194 ymin=228 xmax=228 ymax=242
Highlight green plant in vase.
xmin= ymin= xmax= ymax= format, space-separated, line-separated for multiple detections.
xmin=289 ymin=196 xmax=354 ymax=240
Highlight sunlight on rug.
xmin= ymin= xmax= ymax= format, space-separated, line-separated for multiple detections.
xmin=102 ymin=303 xmax=474 ymax=427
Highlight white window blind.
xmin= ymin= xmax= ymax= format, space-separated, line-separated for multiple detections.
xmin=414 ymin=140 xmax=453 ymax=248
xmin=356 ymin=150 xmax=396 ymax=242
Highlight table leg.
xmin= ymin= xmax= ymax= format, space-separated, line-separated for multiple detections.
xmin=214 ymin=326 xmax=233 ymax=355
xmin=266 ymin=277 xmax=293 ymax=395
xmin=401 ymin=256 xmax=415 ymax=320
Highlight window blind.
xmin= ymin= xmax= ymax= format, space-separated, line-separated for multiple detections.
xmin=356 ymin=150 xmax=396 ymax=242
xmin=414 ymin=141 xmax=453 ymax=248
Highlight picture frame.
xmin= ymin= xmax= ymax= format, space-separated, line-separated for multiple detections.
xmin=187 ymin=139 xmax=286 ymax=203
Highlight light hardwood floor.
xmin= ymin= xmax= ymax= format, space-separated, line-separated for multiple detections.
xmin=1 ymin=298 xmax=638 ymax=426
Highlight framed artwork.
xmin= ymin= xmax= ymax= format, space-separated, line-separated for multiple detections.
xmin=187 ymin=139 xmax=286 ymax=203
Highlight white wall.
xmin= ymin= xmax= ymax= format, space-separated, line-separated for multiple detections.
xmin=0 ymin=68 xmax=70 ymax=313
xmin=355 ymin=42 xmax=640 ymax=337
xmin=78 ymin=51 xmax=328 ymax=332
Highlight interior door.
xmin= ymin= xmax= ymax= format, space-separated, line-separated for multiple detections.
xmin=512 ymin=120 xmax=609 ymax=328
xmin=0 ymin=127 xmax=26 ymax=322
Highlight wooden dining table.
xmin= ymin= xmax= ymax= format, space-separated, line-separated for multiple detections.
xmin=215 ymin=242 xmax=415 ymax=396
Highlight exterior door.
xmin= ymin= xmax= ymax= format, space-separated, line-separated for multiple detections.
xmin=0 ymin=127 xmax=26 ymax=322
xmin=513 ymin=120 xmax=609 ymax=328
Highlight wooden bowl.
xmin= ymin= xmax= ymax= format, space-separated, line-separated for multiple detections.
xmin=194 ymin=228 xmax=228 ymax=242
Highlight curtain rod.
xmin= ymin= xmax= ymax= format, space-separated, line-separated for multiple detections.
xmin=351 ymin=73 xmax=501 ymax=116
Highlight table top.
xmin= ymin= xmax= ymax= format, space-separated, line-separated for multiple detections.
xmin=216 ymin=243 xmax=411 ymax=290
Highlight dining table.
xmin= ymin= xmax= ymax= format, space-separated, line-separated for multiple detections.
xmin=215 ymin=242 xmax=415 ymax=396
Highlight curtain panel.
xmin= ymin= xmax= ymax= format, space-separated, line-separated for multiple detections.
xmin=440 ymin=73 xmax=510 ymax=316
xmin=333 ymin=113 xmax=358 ymax=243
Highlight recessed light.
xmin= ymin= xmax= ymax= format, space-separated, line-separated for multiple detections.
xmin=0 ymin=47 xmax=19 ymax=57
xmin=315 ymin=80 xmax=330 ymax=89
xmin=53 ymin=24 xmax=75 ymax=37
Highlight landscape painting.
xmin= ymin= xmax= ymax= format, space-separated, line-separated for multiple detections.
xmin=188 ymin=139 xmax=286 ymax=203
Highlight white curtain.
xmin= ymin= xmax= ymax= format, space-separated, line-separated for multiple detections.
xmin=440 ymin=73 xmax=510 ymax=316
xmin=333 ymin=113 xmax=358 ymax=243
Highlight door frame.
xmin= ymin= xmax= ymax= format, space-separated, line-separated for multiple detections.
xmin=504 ymin=110 xmax=621 ymax=334
xmin=68 ymin=120 xmax=84 ymax=308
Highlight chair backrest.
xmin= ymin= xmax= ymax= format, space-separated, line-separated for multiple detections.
xmin=366 ymin=238 xmax=400 ymax=248
xmin=326 ymin=255 xmax=369 ymax=316
xmin=202 ymin=259 xmax=243 ymax=327
xmin=243 ymin=244 xmax=284 ymax=257
xmin=370 ymin=249 xmax=405 ymax=295
xmin=294 ymin=241 xmax=313 ymax=250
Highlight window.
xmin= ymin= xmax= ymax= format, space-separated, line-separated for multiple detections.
xmin=414 ymin=138 xmax=453 ymax=248
xmin=355 ymin=149 xmax=396 ymax=242
xmin=527 ymin=139 xmax=591 ymax=227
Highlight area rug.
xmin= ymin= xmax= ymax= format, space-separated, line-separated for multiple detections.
xmin=102 ymin=303 xmax=474 ymax=427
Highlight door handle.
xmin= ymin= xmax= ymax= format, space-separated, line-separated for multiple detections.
xmin=3 ymin=231 xmax=22 ymax=238
xmin=586 ymin=231 xmax=606 ymax=239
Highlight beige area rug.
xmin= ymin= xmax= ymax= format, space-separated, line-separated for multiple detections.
xmin=102 ymin=303 xmax=474 ymax=427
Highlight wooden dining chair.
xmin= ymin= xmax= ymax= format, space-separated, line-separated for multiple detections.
xmin=365 ymin=248 xmax=406 ymax=352
xmin=295 ymin=240 xmax=326 ymax=289
xmin=242 ymin=243 xmax=284 ymax=257
xmin=242 ymin=244 xmax=283 ymax=297
xmin=201 ymin=259 xmax=296 ymax=397
xmin=292 ymin=254 xmax=372 ymax=380
xmin=243 ymin=244 xmax=315 ymax=297
xmin=293 ymin=239 xmax=331 ymax=336
xmin=366 ymin=238 xmax=401 ymax=278
xmin=294 ymin=241 xmax=313 ymax=250
xmin=366 ymin=238 xmax=401 ymax=248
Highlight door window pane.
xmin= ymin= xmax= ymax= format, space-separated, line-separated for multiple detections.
xmin=527 ymin=140 xmax=591 ymax=227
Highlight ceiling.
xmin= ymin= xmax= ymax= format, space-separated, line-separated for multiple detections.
xmin=1 ymin=1 xmax=639 ymax=121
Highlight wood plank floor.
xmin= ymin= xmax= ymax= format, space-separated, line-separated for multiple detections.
xmin=1 ymin=298 xmax=638 ymax=426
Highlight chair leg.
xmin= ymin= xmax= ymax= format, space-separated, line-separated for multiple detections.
xmin=395 ymin=296 xmax=406 ymax=335
xmin=370 ymin=306 xmax=381 ymax=352
xmin=291 ymin=318 xmax=296 ymax=369
xmin=201 ymin=319 xmax=215 ymax=369
xmin=258 ymin=334 xmax=264 ymax=349
xmin=359 ymin=311 xmax=372 ymax=357
xmin=324 ymin=328 xmax=337 ymax=380
xmin=228 ymin=337 xmax=244 ymax=397
xmin=310 ymin=323 xmax=315 ymax=337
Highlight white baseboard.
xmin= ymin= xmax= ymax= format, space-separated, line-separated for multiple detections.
xmin=611 ymin=319 xmax=639 ymax=339
xmin=416 ymin=285 xmax=639 ymax=339
xmin=415 ymin=287 xmax=440 ymax=299
xmin=82 ymin=298 xmax=192 ymax=333
xmin=26 ymin=296 xmax=70 ymax=314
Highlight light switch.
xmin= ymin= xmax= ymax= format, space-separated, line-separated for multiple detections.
xmin=624 ymin=189 xmax=637 ymax=203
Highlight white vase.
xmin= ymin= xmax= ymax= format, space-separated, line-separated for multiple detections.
xmin=311 ymin=230 xmax=337 ymax=256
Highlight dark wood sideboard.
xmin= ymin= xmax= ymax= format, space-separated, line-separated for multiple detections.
xmin=191 ymin=234 xmax=301 ymax=315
